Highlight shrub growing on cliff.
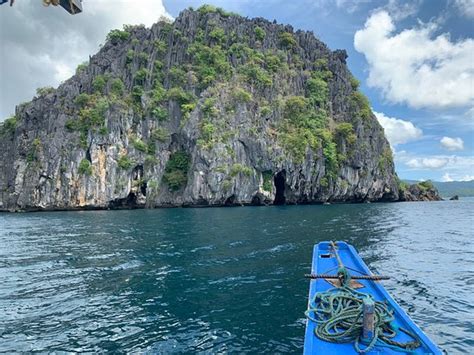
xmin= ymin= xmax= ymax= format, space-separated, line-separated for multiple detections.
xmin=262 ymin=171 xmax=273 ymax=192
xmin=280 ymin=96 xmax=330 ymax=163
xmin=351 ymin=91 xmax=371 ymax=120
xmin=137 ymin=52 xmax=148 ymax=66
xmin=76 ymin=62 xmax=88 ymax=74
xmin=188 ymin=43 xmax=231 ymax=88
xmin=36 ymin=86 xmax=55 ymax=96
xmin=153 ymin=40 xmax=167 ymax=56
xmin=350 ymin=75 xmax=360 ymax=90
xmin=264 ymin=52 xmax=283 ymax=72
xmin=74 ymin=93 xmax=91 ymax=108
xmin=163 ymin=151 xmax=190 ymax=191
xmin=169 ymin=66 xmax=187 ymax=86
xmin=78 ymin=159 xmax=93 ymax=176
xmin=132 ymin=85 xmax=144 ymax=104
xmin=240 ymin=63 xmax=272 ymax=88
xmin=126 ymin=49 xmax=135 ymax=64
xmin=279 ymin=32 xmax=297 ymax=49
xmin=335 ymin=122 xmax=357 ymax=145
xmin=107 ymin=29 xmax=130 ymax=43
xmin=319 ymin=129 xmax=338 ymax=179
xmin=230 ymin=164 xmax=253 ymax=177
xmin=27 ymin=138 xmax=41 ymax=162
xmin=152 ymin=107 xmax=168 ymax=121
xmin=0 ymin=116 xmax=17 ymax=136
xmin=285 ymin=96 xmax=308 ymax=119
xmin=232 ymin=88 xmax=252 ymax=103
xmin=197 ymin=4 xmax=218 ymax=15
xmin=118 ymin=154 xmax=133 ymax=170
xmin=92 ymin=75 xmax=107 ymax=94
xmin=167 ymin=87 xmax=194 ymax=105
xmin=132 ymin=138 xmax=148 ymax=153
xmin=209 ymin=27 xmax=226 ymax=44
xmin=307 ymin=76 xmax=328 ymax=107
xmin=151 ymin=127 xmax=169 ymax=142
xmin=254 ymin=26 xmax=266 ymax=41
xmin=397 ymin=178 xmax=409 ymax=193
xmin=134 ymin=68 xmax=149 ymax=86
xmin=377 ymin=147 xmax=393 ymax=174
xmin=418 ymin=180 xmax=434 ymax=191
xmin=110 ymin=78 xmax=125 ymax=97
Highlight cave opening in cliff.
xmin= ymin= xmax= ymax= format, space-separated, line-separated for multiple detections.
xmin=109 ymin=192 xmax=137 ymax=209
xmin=273 ymin=170 xmax=286 ymax=205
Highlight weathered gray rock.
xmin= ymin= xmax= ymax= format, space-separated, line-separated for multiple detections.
xmin=0 ymin=7 xmax=404 ymax=211
xmin=399 ymin=182 xmax=443 ymax=202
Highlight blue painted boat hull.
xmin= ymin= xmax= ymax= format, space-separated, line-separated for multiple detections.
xmin=304 ymin=242 xmax=441 ymax=354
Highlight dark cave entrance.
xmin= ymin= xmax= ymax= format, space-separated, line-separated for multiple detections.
xmin=273 ymin=170 xmax=286 ymax=205
xmin=109 ymin=192 xmax=138 ymax=209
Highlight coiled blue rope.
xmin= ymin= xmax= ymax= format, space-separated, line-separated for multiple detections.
xmin=305 ymin=284 xmax=421 ymax=353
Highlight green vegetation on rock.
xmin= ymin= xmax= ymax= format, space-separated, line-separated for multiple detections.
xmin=151 ymin=127 xmax=169 ymax=142
xmin=279 ymin=32 xmax=297 ymax=49
xmin=163 ymin=151 xmax=190 ymax=191
xmin=92 ymin=75 xmax=107 ymax=94
xmin=0 ymin=116 xmax=17 ymax=136
xmin=351 ymin=91 xmax=371 ymax=121
xmin=262 ymin=171 xmax=273 ymax=192
xmin=67 ymin=94 xmax=110 ymax=148
xmin=417 ymin=180 xmax=434 ymax=191
xmin=36 ymin=87 xmax=55 ymax=96
xmin=254 ymin=26 xmax=266 ymax=41
xmin=27 ymin=138 xmax=41 ymax=162
xmin=132 ymin=138 xmax=148 ymax=153
xmin=110 ymin=78 xmax=125 ymax=97
xmin=76 ymin=62 xmax=88 ymax=74
xmin=107 ymin=28 xmax=130 ymax=43
xmin=335 ymin=122 xmax=357 ymax=145
xmin=230 ymin=164 xmax=253 ymax=177
xmin=78 ymin=158 xmax=92 ymax=176
xmin=232 ymin=87 xmax=252 ymax=103
xmin=118 ymin=154 xmax=134 ymax=170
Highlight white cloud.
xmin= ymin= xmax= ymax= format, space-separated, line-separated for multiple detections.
xmin=0 ymin=0 xmax=171 ymax=120
xmin=384 ymin=0 xmax=421 ymax=20
xmin=454 ymin=0 xmax=474 ymax=18
xmin=374 ymin=110 xmax=422 ymax=146
xmin=442 ymin=172 xmax=474 ymax=182
xmin=396 ymin=152 xmax=474 ymax=176
xmin=442 ymin=172 xmax=454 ymax=182
xmin=334 ymin=0 xmax=372 ymax=14
xmin=440 ymin=136 xmax=464 ymax=151
xmin=406 ymin=157 xmax=449 ymax=169
xmin=354 ymin=11 xmax=474 ymax=109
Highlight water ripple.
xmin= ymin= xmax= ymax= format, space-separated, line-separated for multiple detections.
xmin=0 ymin=199 xmax=473 ymax=353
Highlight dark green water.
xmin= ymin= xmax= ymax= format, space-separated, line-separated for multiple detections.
xmin=1 ymin=199 xmax=473 ymax=353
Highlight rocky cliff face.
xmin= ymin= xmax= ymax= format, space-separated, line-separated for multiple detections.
xmin=0 ymin=5 xmax=402 ymax=211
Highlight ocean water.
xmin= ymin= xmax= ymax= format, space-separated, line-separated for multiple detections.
xmin=1 ymin=199 xmax=473 ymax=353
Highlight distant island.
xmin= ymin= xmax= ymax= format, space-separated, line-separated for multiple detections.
xmin=0 ymin=5 xmax=440 ymax=211
xmin=404 ymin=180 xmax=474 ymax=198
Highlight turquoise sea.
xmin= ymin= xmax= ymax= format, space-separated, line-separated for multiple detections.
xmin=1 ymin=199 xmax=473 ymax=353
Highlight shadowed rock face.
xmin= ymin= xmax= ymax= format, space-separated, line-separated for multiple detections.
xmin=0 ymin=7 xmax=403 ymax=212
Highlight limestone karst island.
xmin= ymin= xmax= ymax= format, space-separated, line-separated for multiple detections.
xmin=0 ymin=6 xmax=440 ymax=212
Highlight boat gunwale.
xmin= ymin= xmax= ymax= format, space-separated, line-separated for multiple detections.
xmin=303 ymin=241 xmax=441 ymax=354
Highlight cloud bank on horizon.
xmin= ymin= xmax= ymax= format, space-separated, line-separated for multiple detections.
xmin=0 ymin=0 xmax=472 ymax=182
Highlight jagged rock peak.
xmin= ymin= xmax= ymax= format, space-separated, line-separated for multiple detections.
xmin=0 ymin=4 xmax=406 ymax=211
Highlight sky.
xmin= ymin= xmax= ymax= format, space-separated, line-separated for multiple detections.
xmin=0 ymin=0 xmax=472 ymax=182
